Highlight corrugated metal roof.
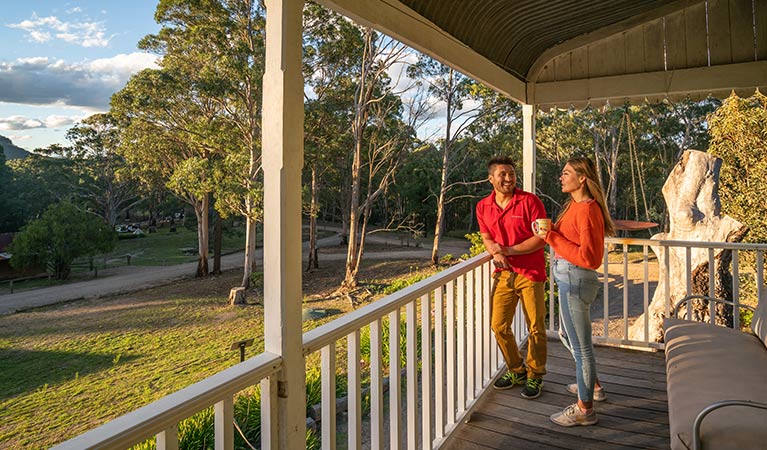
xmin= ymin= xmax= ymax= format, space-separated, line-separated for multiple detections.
xmin=399 ymin=0 xmax=672 ymax=81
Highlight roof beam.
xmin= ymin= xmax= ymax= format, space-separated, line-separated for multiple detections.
xmin=317 ymin=0 xmax=528 ymax=103
xmin=533 ymin=60 xmax=767 ymax=106
xmin=527 ymin=0 xmax=705 ymax=82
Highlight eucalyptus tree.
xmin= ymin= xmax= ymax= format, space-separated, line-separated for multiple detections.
xmin=407 ymin=57 xmax=516 ymax=265
xmin=112 ymin=69 xmax=221 ymax=277
xmin=59 ymin=113 xmax=143 ymax=228
xmin=302 ymin=2 xmax=361 ymax=270
xmin=139 ymin=0 xmax=267 ymax=286
xmin=340 ymin=28 xmax=425 ymax=291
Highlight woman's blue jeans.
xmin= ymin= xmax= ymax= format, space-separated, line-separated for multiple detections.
xmin=553 ymin=258 xmax=601 ymax=403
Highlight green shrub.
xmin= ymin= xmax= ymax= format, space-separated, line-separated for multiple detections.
xmin=9 ymin=201 xmax=115 ymax=279
xmin=463 ymin=231 xmax=485 ymax=258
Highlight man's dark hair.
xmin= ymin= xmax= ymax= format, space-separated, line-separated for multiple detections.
xmin=487 ymin=155 xmax=516 ymax=174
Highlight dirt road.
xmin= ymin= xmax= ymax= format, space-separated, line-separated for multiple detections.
xmin=0 ymin=232 xmax=471 ymax=315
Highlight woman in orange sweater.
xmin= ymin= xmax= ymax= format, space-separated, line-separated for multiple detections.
xmin=542 ymin=157 xmax=615 ymax=427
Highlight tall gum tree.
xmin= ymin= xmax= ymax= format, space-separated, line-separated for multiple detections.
xmin=303 ymin=3 xmax=361 ymax=271
xmin=112 ymin=69 xmax=220 ymax=277
xmin=341 ymin=28 xmax=422 ymax=291
xmin=140 ymin=0 xmax=267 ymax=286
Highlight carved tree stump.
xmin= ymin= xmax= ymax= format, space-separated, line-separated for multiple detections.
xmin=628 ymin=150 xmax=748 ymax=343
xmin=228 ymin=287 xmax=247 ymax=306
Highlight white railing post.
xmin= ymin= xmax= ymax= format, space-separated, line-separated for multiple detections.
xmin=347 ymin=331 xmax=362 ymax=450
xmin=421 ymin=293 xmax=432 ymax=450
xmin=214 ymin=397 xmax=233 ymax=450
xmin=262 ymin=0 xmax=306 ymax=448
xmin=457 ymin=275 xmax=466 ymax=412
xmin=156 ymin=427 xmax=178 ymax=450
xmin=261 ymin=376 xmax=278 ymax=449
xmin=321 ymin=344 xmax=336 ymax=450
xmin=370 ymin=320 xmax=384 ymax=450
xmin=406 ymin=301 xmax=417 ymax=449
xmin=643 ymin=245 xmax=650 ymax=343
xmin=466 ymin=270 xmax=475 ymax=401
xmin=433 ymin=287 xmax=445 ymax=440
xmin=389 ymin=309 xmax=402 ymax=450
xmin=445 ymin=280 xmax=456 ymax=426
xmin=622 ymin=243 xmax=629 ymax=340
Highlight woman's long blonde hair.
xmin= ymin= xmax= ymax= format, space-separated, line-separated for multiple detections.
xmin=556 ymin=157 xmax=616 ymax=236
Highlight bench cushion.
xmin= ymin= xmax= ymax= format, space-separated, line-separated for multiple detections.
xmin=664 ymin=318 xmax=767 ymax=450
xmin=751 ymin=297 xmax=767 ymax=348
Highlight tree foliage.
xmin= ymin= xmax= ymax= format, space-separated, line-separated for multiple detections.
xmin=59 ymin=113 xmax=143 ymax=227
xmin=8 ymin=202 xmax=115 ymax=279
xmin=708 ymin=92 xmax=767 ymax=243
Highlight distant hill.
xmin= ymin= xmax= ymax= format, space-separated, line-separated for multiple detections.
xmin=0 ymin=135 xmax=31 ymax=160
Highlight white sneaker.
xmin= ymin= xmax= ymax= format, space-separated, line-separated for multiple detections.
xmin=566 ymin=383 xmax=607 ymax=402
xmin=550 ymin=403 xmax=598 ymax=427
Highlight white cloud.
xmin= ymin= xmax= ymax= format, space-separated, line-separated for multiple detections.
xmin=45 ymin=115 xmax=80 ymax=128
xmin=0 ymin=53 xmax=159 ymax=109
xmin=8 ymin=13 xmax=110 ymax=48
xmin=0 ymin=116 xmax=43 ymax=130
xmin=7 ymin=134 xmax=33 ymax=141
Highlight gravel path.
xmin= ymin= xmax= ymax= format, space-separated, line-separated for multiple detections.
xmin=0 ymin=230 xmax=471 ymax=315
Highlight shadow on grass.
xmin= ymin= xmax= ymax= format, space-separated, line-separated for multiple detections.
xmin=0 ymin=348 xmax=139 ymax=401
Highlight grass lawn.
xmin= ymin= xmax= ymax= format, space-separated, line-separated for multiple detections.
xmin=0 ymin=254 xmax=440 ymax=449
xmin=95 ymin=226 xmax=248 ymax=268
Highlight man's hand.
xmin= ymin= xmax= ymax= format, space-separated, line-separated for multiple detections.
xmin=492 ymin=252 xmax=510 ymax=269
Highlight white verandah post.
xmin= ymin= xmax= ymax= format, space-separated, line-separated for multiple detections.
xmin=522 ymin=103 xmax=536 ymax=193
xmin=261 ymin=0 xmax=306 ymax=449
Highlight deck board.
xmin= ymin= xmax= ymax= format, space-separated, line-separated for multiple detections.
xmin=441 ymin=338 xmax=670 ymax=450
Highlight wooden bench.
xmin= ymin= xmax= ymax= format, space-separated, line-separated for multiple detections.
xmin=663 ymin=295 xmax=767 ymax=450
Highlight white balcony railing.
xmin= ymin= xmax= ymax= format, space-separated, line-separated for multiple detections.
xmin=52 ymin=237 xmax=766 ymax=449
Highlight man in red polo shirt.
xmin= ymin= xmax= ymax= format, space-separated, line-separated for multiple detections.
xmin=477 ymin=155 xmax=548 ymax=399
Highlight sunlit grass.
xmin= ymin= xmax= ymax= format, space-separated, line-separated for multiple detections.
xmin=0 ymin=279 xmax=264 ymax=449
xmin=1 ymin=258 xmax=442 ymax=449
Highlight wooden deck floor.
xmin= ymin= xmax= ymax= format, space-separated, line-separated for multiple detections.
xmin=441 ymin=338 xmax=669 ymax=450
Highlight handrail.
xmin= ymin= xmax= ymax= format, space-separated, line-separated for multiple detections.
xmin=692 ymin=400 xmax=767 ymax=450
xmin=671 ymin=295 xmax=756 ymax=319
xmin=50 ymin=351 xmax=282 ymax=450
xmin=302 ymin=252 xmax=491 ymax=356
xmin=605 ymin=236 xmax=767 ymax=251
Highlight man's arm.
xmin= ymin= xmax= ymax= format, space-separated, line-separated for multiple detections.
xmin=481 ymin=232 xmax=510 ymax=269
xmin=501 ymin=235 xmax=546 ymax=256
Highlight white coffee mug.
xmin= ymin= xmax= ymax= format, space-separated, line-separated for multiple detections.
xmin=532 ymin=218 xmax=551 ymax=236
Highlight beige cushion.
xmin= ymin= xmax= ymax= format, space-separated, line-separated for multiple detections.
xmin=750 ymin=297 xmax=767 ymax=348
xmin=664 ymin=318 xmax=767 ymax=450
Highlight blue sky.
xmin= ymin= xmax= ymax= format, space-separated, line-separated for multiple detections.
xmin=0 ymin=1 xmax=160 ymax=151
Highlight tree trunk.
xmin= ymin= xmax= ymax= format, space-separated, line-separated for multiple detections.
xmin=241 ymin=217 xmax=257 ymax=287
xmin=212 ymin=210 xmax=222 ymax=275
xmin=342 ymin=29 xmax=373 ymax=290
xmin=307 ymin=163 xmax=319 ymax=271
xmin=431 ymin=69 xmax=454 ymax=266
xmin=195 ymin=193 xmax=210 ymax=278
xmin=629 ymin=150 xmax=748 ymax=342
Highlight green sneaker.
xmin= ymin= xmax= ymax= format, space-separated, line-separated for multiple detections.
xmin=520 ymin=377 xmax=543 ymax=399
xmin=493 ymin=371 xmax=527 ymax=390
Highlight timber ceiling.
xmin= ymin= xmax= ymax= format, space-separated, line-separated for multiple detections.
xmin=398 ymin=0 xmax=676 ymax=82
xmin=321 ymin=0 xmax=767 ymax=106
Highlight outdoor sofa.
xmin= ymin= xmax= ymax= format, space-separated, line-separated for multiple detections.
xmin=663 ymin=294 xmax=767 ymax=450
